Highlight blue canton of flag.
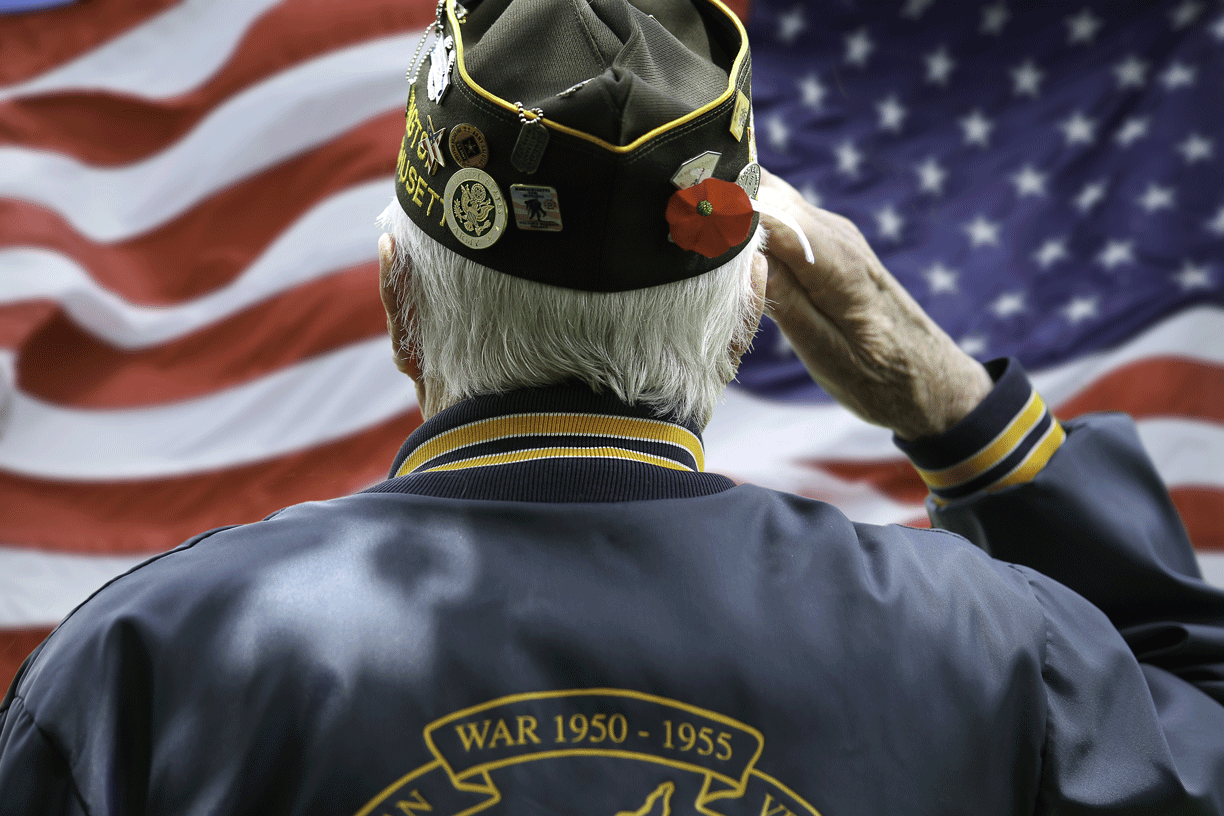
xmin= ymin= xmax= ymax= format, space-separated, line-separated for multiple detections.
xmin=737 ymin=0 xmax=1224 ymax=401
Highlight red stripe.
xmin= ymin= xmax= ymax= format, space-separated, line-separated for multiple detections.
xmin=0 ymin=1 xmax=178 ymax=86
xmin=807 ymin=458 xmax=930 ymax=505
xmin=1171 ymin=487 xmax=1224 ymax=552
xmin=16 ymin=264 xmax=386 ymax=408
xmin=0 ymin=625 xmax=54 ymax=697
xmin=0 ymin=408 xmax=422 ymax=556
xmin=725 ymin=0 xmax=751 ymax=22
xmin=0 ymin=110 xmax=400 ymax=305
xmin=1 ymin=0 xmax=430 ymax=164
xmin=0 ymin=300 xmax=57 ymax=349
xmin=1053 ymin=357 xmax=1224 ymax=423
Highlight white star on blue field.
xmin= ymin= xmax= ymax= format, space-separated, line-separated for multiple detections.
xmin=738 ymin=0 xmax=1224 ymax=400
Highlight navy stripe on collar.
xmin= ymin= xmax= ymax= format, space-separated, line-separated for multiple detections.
xmin=366 ymin=384 xmax=735 ymax=503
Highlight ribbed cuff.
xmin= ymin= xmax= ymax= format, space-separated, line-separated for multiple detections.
xmin=893 ymin=358 xmax=1065 ymax=504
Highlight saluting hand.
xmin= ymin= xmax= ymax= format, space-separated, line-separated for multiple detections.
xmin=755 ymin=168 xmax=992 ymax=440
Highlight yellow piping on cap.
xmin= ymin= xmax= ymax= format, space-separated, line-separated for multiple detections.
xmin=445 ymin=0 xmax=750 ymax=154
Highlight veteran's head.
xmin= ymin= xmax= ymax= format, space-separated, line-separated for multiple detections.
xmin=377 ymin=0 xmax=765 ymax=426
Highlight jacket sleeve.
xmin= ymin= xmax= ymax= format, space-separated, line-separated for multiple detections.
xmin=897 ymin=358 xmax=1224 ymax=813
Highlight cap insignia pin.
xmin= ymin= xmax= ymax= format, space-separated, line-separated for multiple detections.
xmin=730 ymin=89 xmax=750 ymax=141
xmin=510 ymin=184 xmax=562 ymax=232
xmin=444 ymin=167 xmax=507 ymax=249
xmin=427 ymin=34 xmax=455 ymax=104
xmin=420 ymin=116 xmax=447 ymax=174
xmin=671 ymin=152 xmax=721 ymax=189
xmin=736 ymin=162 xmax=761 ymax=199
xmin=449 ymin=123 xmax=490 ymax=169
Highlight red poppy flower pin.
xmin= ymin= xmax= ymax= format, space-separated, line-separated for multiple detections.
xmin=665 ymin=178 xmax=754 ymax=259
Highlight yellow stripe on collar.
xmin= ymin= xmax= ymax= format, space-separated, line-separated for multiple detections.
xmin=396 ymin=413 xmax=705 ymax=477
xmin=419 ymin=447 xmax=695 ymax=474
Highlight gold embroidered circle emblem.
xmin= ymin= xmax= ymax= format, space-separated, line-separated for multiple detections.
xmin=448 ymin=123 xmax=490 ymax=169
xmin=444 ymin=167 xmax=507 ymax=250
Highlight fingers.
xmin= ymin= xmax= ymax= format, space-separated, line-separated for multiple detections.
xmin=378 ymin=232 xmax=395 ymax=275
xmin=763 ymin=254 xmax=847 ymax=369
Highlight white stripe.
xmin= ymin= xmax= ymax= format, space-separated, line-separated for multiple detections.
xmin=4 ymin=543 xmax=1221 ymax=631
xmin=0 ymin=179 xmax=391 ymax=349
xmin=0 ymin=338 xmax=416 ymax=480
xmin=1030 ymin=304 xmax=1224 ymax=407
xmin=0 ymin=35 xmax=413 ymax=241
xmin=1137 ymin=419 xmax=1224 ymax=486
xmin=711 ymin=305 xmax=1224 ymax=466
xmin=0 ymin=0 xmax=283 ymax=102
xmin=711 ymin=398 xmax=1224 ymax=489
xmin=1201 ymin=553 xmax=1224 ymax=590
xmin=724 ymin=459 xmax=927 ymax=527
xmin=0 ymin=546 xmax=147 ymax=628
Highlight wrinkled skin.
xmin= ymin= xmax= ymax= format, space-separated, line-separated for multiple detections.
xmin=757 ymin=168 xmax=992 ymax=440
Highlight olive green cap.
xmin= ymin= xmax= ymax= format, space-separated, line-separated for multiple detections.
xmin=394 ymin=0 xmax=758 ymax=292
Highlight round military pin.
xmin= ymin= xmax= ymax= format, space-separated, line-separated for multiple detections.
xmin=736 ymin=162 xmax=761 ymax=199
xmin=444 ymin=167 xmax=507 ymax=250
xmin=449 ymin=123 xmax=490 ymax=169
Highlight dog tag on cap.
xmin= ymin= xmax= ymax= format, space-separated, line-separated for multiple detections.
xmin=427 ymin=35 xmax=454 ymax=104
xmin=512 ymin=109 xmax=549 ymax=174
xmin=736 ymin=162 xmax=761 ymax=198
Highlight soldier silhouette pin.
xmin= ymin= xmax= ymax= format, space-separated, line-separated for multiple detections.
xmin=510 ymin=185 xmax=562 ymax=232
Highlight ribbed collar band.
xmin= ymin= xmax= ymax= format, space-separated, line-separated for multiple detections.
xmin=368 ymin=384 xmax=734 ymax=503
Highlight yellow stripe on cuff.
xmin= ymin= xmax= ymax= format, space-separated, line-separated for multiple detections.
xmin=987 ymin=419 xmax=1067 ymax=493
xmin=420 ymin=446 xmax=695 ymax=473
xmin=915 ymin=388 xmax=1045 ymax=491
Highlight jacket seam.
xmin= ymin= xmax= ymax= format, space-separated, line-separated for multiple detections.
xmin=44 ymin=526 xmax=239 ymax=636
xmin=8 ymin=525 xmax=242 ymax=702
xmin=1010 ymin=564 xmax=1054 ymax=816
xmin=9 ymin=694 xmax=93 ymax=816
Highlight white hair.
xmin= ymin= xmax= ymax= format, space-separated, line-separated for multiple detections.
xmin=378 ymin=200 xmax=764 ymax=426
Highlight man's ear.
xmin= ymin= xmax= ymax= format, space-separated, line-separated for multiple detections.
xmin=378 ymin=233 xmax=423 ymax=380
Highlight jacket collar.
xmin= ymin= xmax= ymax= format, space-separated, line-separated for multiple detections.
xmin=367 ymin=384 xmax=734 ymax=503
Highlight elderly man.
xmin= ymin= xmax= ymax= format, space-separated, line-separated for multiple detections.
xmin=2 ymin=0 xmax=1223 ymax=814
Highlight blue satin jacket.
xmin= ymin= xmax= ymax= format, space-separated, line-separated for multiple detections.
xmin=2 ymin=361 xmax=1222 ymax=815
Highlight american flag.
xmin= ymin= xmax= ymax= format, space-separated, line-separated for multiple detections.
xmin=716 ymin=0 xmax=1224 ymax=568
xmin=0 ymin=0 xmax=1219 ymax=690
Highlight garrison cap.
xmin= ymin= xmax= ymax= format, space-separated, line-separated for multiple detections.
xmin=394 ymin=0 xmax=760 ymax=292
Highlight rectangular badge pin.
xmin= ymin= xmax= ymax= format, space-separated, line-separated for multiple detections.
xmin=509 ymin=185 xmax=563 ymax=232
xmin=730 ymin=89 xmax=750 ymax=141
